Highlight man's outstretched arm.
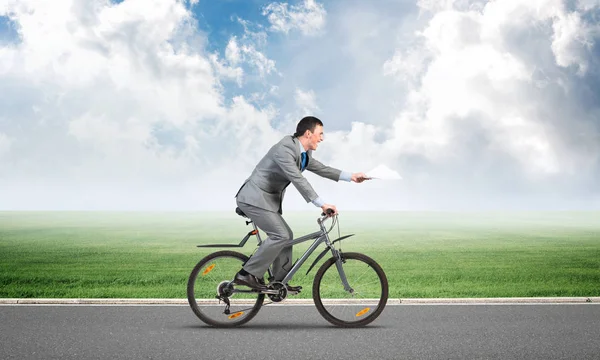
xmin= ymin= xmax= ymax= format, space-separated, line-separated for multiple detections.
xmin=308 ymin=158 xmax=370 ymax=183
xmin=306 ymin=157 xmax=342 ymax=181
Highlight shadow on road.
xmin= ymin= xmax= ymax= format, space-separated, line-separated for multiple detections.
xmin=179 ymin=323 xmax=385 ymax=331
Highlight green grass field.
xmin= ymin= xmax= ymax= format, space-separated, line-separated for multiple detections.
xmin=1 ymin=211 xmax=599 ymax=299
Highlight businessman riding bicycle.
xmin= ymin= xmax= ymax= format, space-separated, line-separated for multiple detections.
xmin=232 ymin=116 xmax=370 ymax=291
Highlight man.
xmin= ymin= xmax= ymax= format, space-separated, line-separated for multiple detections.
xmin=233 ymin=116 xmax=369 ymax=290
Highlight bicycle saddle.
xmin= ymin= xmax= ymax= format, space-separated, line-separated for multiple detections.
xmin=235 ymin=207 xmax=248 ymax=218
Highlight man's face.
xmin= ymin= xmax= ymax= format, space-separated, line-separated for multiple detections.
xmin=306 ymin=125 xmax=324 ymax=151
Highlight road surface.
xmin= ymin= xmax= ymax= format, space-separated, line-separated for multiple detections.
xmin=1 ymin=304 xmax=599 ymax=359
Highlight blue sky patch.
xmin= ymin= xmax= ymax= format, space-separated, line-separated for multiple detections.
xmin=0 ymin=15 xmax=20 ymax=44
xmin=189 ymin=1 xmax=281 ymax=107
xmin=193 ymin=0 xmax=270 ymax=54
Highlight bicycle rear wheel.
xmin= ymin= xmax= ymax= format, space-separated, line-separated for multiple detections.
xmin=313 ymin=252 xmax=388 ymax=327
xmin=187 ymin=250 xmax=264 ymax=327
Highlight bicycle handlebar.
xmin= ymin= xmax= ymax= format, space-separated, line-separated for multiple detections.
xmin=321 ymin=208 xmax=335 ymax=217
xmin=318 ymin=209 xmax=337 ymax=225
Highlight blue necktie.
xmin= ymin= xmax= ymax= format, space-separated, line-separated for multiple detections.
xmin=301 ymin=152 xmax=307 ymax=171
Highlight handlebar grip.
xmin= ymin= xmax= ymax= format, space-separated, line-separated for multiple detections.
xmin=321 ymin=208 xmax=335 ymax=216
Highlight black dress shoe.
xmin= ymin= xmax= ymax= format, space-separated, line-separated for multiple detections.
xmin=233 ymin=272 xmax=267 ymax=290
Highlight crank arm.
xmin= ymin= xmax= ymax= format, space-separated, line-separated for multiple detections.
xmin=232 ymin=289 xmax=279 ymax=295
xmin=232 ymin=289 xmax=258 ymax=294
xmin=259 ymin=289 xmax=280 ymax=295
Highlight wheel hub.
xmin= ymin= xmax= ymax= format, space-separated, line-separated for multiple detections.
xmin=217 ymin=281 xmax=235 ymax=298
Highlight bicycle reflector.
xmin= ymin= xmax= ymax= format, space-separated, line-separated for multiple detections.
xmin=202 ymin=264 xmax=216 ymax=276
xmin=356 ymin=308 xmax=371 ymax=317
xmin=228 ymin=312 xmax=244 ymax=319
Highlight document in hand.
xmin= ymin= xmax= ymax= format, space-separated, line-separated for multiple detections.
xmin=365 ymin=164 xmax=402 ymax=180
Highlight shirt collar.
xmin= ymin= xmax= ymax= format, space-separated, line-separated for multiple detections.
xmin=296 ymin=137 xmax=306 ymax=154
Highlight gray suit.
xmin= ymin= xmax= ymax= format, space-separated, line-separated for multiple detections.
xmin=235 ymin=135 xmax=342 ymax=280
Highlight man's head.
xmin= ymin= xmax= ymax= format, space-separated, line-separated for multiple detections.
xmin=294 ymin=116 xmax=324 ymax=151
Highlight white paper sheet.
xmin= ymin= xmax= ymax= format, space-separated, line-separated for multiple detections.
xmin=365 ymin=164 xmax=402 ymax=180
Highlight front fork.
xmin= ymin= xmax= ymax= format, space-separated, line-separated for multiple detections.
xmin=331 ymin=248 xmax=354 ymax=293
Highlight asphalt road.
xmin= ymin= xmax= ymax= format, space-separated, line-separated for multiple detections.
xmin=1 ymin=304 xmax=599 ymax=360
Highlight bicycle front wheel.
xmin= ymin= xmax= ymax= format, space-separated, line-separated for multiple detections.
xmin=187 ymin=250 xmax=264 ymax=327
xmin=313 ymin=252 xmax=388 ymax=327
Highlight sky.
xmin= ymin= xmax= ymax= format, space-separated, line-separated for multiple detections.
xmin=0 ymin=0 xmax=599 ymax=211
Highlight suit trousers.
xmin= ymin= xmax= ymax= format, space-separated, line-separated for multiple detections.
xmin=236 ymin=201 xmax=294 ymax=281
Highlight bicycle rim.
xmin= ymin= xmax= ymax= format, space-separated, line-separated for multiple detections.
xmin=187 ymin=250 xmax=264 ymax=327
xmin=313 ymin=252 xmax=388 ymax=327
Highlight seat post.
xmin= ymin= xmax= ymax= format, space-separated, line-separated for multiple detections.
xmin=252 ymin=222 xmax=263 ymax=245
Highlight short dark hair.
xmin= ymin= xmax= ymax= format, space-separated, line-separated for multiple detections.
xmin=293 ymin=116 xmax=323 ymax=137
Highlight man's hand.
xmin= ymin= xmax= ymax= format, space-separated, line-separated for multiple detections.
xmin=321 ymin=204 xmax=338 ymax=217
xmin=351 ymin=172 xmax=371 ymax=183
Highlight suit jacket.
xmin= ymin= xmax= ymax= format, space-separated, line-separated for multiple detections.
xmin=235 ymin=135 xmax=342 ymax=213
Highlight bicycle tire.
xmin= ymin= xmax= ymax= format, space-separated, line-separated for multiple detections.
xmin=187 ymin=250 xmax=264 ymax=327
xmin=312 ymin=252 xmax=388 ymax=327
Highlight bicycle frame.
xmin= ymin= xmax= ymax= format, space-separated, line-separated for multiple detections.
xmin=259 ymin=214 xmax=354 ymax=291
xmin=196 ymin=213 xmax=356 ymax=292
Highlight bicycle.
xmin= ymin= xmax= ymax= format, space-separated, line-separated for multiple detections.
xmin=187 ymin=208 xmax=388 ymax=327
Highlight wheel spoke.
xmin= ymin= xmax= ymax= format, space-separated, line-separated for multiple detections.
xmin=187 ymin=251 xmax=264 ymax=327
xmin=313 ymin=253 xmax=388 ymax=327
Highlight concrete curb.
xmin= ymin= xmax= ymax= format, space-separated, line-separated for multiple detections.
xmin=1 ymin=297 xmax=598 ymax=305
xmin=398 ymin=297 xmax=599 ymax=304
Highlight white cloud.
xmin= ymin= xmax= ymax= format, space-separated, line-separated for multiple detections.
xmin=240 ymin=44 xmax=277 ymax=78
xmin=235 ymin=16 xmax=269 ymax=47
xmin=225 ymin=36 xmax=241 ymax=65
xmin=1 ymin=0 xmax=599 ymax=211
xmin=294 ymin=88 xmax=319 ymax=113
xmin=211 ymin=32 xmax=279 ymax=86
xmin=301 ymin=0 xmax=600 ymax=211
xmin=376 ymin=0 xmax=600 ymax=178
xmin=0 ymin=0 xmax=281 ymax=209
xmin=0 ymin=132 xmax=11 ymax=156
xmin=226 ymin=17 xmax=278 ymax=81
xmin=263 ymin=0 xmax=327 ymax=36
xmin=551 ymin=10 xmax=596 ymax=75
xmin=383 ymin=48 xmax=430 ymax=84
xmin=210 ymin=52 xmax=244 ymax=87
